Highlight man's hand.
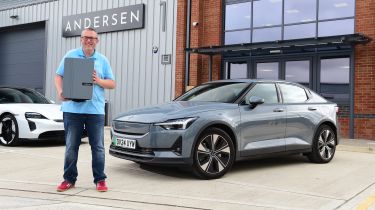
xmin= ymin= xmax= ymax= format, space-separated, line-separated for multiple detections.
xmin=93 ymin=70 xmax=102 ymax=85
xmin=55 ymin=75 xmax=68 ymax=101
xmin=57 ymin=90 xmax=67 ymax=101
xmin=92 ymin=70 xmax=116 ymax=89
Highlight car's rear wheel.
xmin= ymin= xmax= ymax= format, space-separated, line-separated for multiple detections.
xmin=0 ymin=114 xmax=20 ymax=146
xmin=192 ymin=127 xmax=235 ymax=179
xmin=307 ymin=125 xmax=336 ymax=163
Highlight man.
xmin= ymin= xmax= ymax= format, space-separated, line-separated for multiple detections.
xmin=55 ymin=28 xmax=115 ymax=192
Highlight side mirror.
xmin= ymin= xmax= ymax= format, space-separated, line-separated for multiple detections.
xmin=248 ymin=96 xmax=264 ymax=108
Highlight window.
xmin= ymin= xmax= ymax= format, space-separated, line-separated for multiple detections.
xmin=253 ymin=0 xmax=282 ymax=27
xmin=318 ymin=0 xmax=355 ymax=20
xmin=284 ymin=0 xmax=316 ymax=24
xmin=228 ymin=62 xmax=248 ymax=79
xmin=285 ymin=60 xmax=310 ymax=87
xmin=225 ymin=30 xmax=251 ymax=45
xmin=225 ymin=2 xmax=252 ymax=30
xmin=224 ymin=2 xmax=251 ymax=45
xmin=318 ymin=19 xmax=354 ymax=37
xmin=244 ymin=83 xmax=279 ymax=104
xmin=284 ymin=23 xmax=315 ymax=40
xmin=253 ymin=27 xmax=281 ymax=42
xmin=177 ymin=83 xmax=249 ymax=103
xmin=256 ymin=62 xmax=279 ymax=80
xmin=224 ymin=0 xmax=355 ymax=44
xmin=279 ymin=83 xmax=308 ymax=103
xmin=320 ymin=57 xmax=349 ymax=103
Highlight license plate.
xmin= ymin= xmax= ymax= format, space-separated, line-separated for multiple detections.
xmin=115 ymin=137 xmax=136 ymax=149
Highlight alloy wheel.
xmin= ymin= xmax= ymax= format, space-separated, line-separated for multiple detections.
xmin=318 ymin=129 xmax=336 ymax=160
xmin=196 ymin=133 xmax=231 ymax=174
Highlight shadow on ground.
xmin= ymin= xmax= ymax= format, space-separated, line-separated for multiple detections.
xmin=112 ymin=154 xmax=312 ymax=180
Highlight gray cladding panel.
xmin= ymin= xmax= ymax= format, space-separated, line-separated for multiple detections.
xmin=0 ymin=0 xmax=177 ymax=122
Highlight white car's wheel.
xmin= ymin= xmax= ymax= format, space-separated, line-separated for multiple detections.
xmin=0 ymin=114 xmax=20 ymax=146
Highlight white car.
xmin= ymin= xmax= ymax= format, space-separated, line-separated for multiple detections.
xmin=0 ymin=87 xmax=64 ymax=146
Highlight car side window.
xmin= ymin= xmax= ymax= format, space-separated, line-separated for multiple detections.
xmin=279 ymin=83 xmax=308 ymax=103
xmin=244 ymin=83 xmax=279 ymax=104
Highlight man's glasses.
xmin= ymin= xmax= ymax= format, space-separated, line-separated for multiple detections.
xmin=81 ymin=36 xmax=98 ymax=41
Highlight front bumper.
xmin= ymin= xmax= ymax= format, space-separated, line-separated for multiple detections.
xmin=109 ymin=144 xmax=190 ymax=165
xmin=109 ymin=123 xmax=197 ymax=166
xmin=16 ymin=115 xmax=64 ymax=140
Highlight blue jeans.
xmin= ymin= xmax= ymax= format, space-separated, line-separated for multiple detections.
xmin=63 ymin=112 xmax=107 ymax=184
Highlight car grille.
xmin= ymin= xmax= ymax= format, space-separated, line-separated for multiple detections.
xmin=113 ymin=121 xmax=150 ymax=135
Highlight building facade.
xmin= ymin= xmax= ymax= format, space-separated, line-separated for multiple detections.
xmin=0 ymin=0 xmax=178 ymax=123
xmin=0 ymin=0 xmax=374 ymax=139
xmin=176 ymin=0 xmax=375 ymax=140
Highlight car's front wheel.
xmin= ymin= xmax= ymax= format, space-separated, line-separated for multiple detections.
xmin=192 ymin=127 xmax=235 ymax=179
xmin=307 ymin=125 xmax=337 ymax=163
xmin=0 ymin=114 xmax=20 ymax=146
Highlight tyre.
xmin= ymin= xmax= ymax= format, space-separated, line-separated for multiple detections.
xmin=307 ymin=125 xmax=337 ymax=163
xmin=0 ymin=114 xmax=20 ymax=146
xmin=192 ymin=127 xmax=235 ymax=179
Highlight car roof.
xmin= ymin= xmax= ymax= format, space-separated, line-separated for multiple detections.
xmin=204 ymin=79 xmax=298 ymax=85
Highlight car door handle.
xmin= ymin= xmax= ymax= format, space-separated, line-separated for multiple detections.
xmin=308 ymin=107 xmax=317 ymax=111
xmin=273 ymin=108 xmax=285 ymax=112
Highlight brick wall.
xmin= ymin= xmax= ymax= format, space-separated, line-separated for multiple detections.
xmin=175 ymin=0 xmax=187 ymax=98
xmin=175 ymin=0 xmax=223 ymax=97
xmin=354 ymin=0 xmax=375 ymax=139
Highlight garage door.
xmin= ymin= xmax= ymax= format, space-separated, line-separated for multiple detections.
xmin=0 ymin=22 xmax=45 ymax=94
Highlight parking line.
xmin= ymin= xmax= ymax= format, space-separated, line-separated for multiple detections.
xmin=357 ymin=193 xmax=375 ymax=210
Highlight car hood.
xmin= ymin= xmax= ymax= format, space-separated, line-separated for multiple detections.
xmin=115 ymin=101 xmax=237 ymax=123
xmin=5 ymin=103 xmax=62 ymax=120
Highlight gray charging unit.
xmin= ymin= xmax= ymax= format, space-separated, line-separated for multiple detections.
xmin=63 ymin=58 xmax=94 ymax=101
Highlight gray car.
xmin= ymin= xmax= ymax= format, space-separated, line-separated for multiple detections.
xmin=109 ymin=80 xmax=339 ymax=179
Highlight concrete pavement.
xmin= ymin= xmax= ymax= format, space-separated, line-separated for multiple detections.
xmin=0 ymin=128 xmax=375 ymax=210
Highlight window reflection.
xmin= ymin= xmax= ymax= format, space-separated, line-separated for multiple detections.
xmin=284 ymin=23 xmax=316 ymax=39
xmin=320 ymin=58 xmax=350 ymax=103
xmin=256 ymin=62 xmax=279 ymax=80
xmin=285 ymin=60 xmax=310 ymax=87
xmin=318 ymin=19 xmax=354 ymax=37
xmin=253 ymin=27 xmax=281 ymax=42
xmin=229 ymin=63 xmax=248 ymax=79
xmin=284 ymin=0 xmax=316 ymax=24
xmin=319 ymin=0 xmax=355 ymax=20
xmin=225 ymin=2 xmax=251 ymax=30
xmin=225 ymin=30 xmax=251 ymax=45
xmin=253 ymin=0 xmax=282 ymax=27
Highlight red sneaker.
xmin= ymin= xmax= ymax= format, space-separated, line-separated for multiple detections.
xmin=96 ymin=180 xmax=108 ymax=192
xmin=57 ymin=180 xmax=74 ymax=192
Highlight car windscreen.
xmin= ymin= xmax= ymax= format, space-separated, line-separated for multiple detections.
xmin=0 ymin=88 xmax=50 ymax=104
xmin=176 ymin=82 xmax=250 ymax=103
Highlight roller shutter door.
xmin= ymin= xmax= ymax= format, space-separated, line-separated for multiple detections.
xmin=0 ymin=22 xmax=45 ymax=94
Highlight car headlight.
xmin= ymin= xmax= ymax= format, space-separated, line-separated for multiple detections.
xmin=25 ymin=112 xmax=47 ymax=119
xmin=155 ymin=117 xmax=198 ymax=130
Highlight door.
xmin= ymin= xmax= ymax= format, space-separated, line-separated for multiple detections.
xmin=279 ymin=83 xmax=316 ymax=150
xmin=239 ymin=83 xmax=286 ymax=156
xmin=0 ymin=23 xmax=46 ymax=94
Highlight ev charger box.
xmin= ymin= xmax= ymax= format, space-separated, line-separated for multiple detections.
xmin=63 ymin=58 xmax=94 ymax=101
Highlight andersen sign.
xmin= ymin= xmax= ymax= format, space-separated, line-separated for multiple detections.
xmin=62 ymin=4 xmax=145 ymax=37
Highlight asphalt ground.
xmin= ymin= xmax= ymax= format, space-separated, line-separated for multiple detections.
xmin=1 ymin=128 xmax=375 ymax=210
